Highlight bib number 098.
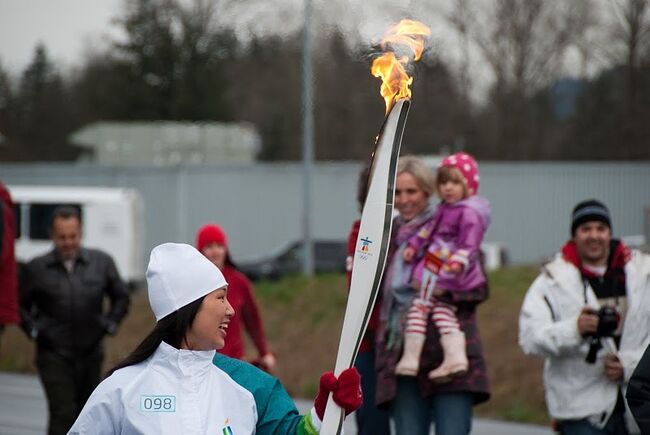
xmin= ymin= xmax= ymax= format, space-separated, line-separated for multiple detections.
xmin=140 ymin=395 xmax=176 ymax=412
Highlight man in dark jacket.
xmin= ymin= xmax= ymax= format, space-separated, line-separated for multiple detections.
xmin=0 ymin=181 xmax=19 ymax=346
xmin=627 ymin=344 xmax=650 ymax=433
xmin=20 ymin=206 xmax=129 ymax=435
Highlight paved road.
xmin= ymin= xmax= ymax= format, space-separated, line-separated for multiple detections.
xmin=0 ymin=372 xmax=552 ymax=434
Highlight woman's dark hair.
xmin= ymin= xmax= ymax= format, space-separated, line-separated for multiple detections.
xmin=356 ymin=161 xmax=372 ymax=213
xmin=106 ymin=295 xmax=206 ymax=378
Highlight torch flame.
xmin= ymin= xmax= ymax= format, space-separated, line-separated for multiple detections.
xmin=371 ymin=19 xmax=431 ymax=113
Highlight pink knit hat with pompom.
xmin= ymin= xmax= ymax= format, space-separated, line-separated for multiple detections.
xmin=439 ymin=152 xmax=480 ymax=195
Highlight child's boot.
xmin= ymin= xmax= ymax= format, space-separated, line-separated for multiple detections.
xmin=395 ymin=299 xmax=430 ymax=376
xmin=427 ymin=331 xmax=468 ymax=383
xmin=395 ymin=332 xmax=426 ymax=376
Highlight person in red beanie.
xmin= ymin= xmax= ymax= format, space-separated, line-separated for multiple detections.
xmin=196 ymin=223 xmax=276 ymax=372
xmin=0 ymin=181 xmax=19 ymax=350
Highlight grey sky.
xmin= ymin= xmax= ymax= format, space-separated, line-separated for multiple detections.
xmin=1 ymin=0 xmax=593 ymax=102
xmin=0 ymin=0 xmax=125 ymax=75
xmin=0 ymin=0 xmax=457 ymax=74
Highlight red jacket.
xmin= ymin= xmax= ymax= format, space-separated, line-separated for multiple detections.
xmin=218 ymin=265 xmax=269 ymax=359
xmin=0 ymin=183 xmax=19 ymax=325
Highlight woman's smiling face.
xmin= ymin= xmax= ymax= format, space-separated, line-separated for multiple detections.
xmin=395 ymin=172 xmax=429 ymax=221
xmin=183 ymin=287 xmax=234 ymax=350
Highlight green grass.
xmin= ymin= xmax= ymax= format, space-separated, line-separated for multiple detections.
xmin=255 ymin=273 xmax=349 ymax=303
xmin=486 ymin=265 xmax=540 ymax=300
xmin=499 ymin=402 xmax=548 ymax=423
xmin=0 ymin=353 xmax=28 ymax=372
xmin=475 ymin=265 xmax=549 ymax=425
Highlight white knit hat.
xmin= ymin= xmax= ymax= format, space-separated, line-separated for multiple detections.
xmin=146 ymin=243 xmax=228 ymax=321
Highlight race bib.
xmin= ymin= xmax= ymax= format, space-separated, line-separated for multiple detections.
xmin=140 ymin=395 xmax=176 ymax=412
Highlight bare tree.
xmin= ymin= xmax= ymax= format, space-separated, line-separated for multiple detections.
xmin=598 ymin=0 xmax=650 ymax=65
xmin=444 ymin=0 xmax=595 ymax=158
xmin=607 ymin=0 xmax=650 ymax=136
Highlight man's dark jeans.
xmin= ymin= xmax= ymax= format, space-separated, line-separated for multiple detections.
xmin=36 ymin=348 xmax=102 ymax=435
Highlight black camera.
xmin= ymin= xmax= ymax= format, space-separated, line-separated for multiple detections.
xmin=585 ymin=306 xmax=620 ymax=364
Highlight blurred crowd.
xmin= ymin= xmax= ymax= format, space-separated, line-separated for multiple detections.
xmin=2 ymin=149 xmax=650 ymax=435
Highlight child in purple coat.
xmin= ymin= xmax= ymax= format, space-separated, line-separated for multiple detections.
xmin=395 ymin=152 xmax=491 ymax=382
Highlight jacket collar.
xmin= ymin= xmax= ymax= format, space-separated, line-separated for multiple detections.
xmin=546 ymin=248 xmax=650 ymax=304
xmin=623 ymin=250 xmax=650 ymax=296
xmin=560 ymin=239 xmax=630 ymax=277
xmin=153 ymin=341 xmax=216 ymax=378
xmin=540 ymin=254 xmax=593 ymax=308
xmin=44 ymin=247 xmax=90 ymax=267
xmin=545 ymin=255 xmax=583 ymax=289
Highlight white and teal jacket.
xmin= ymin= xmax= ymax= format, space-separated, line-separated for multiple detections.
xmin=519 ymin=250 xmax=650 ymax=433
xmin=69 ymin=341 xmax=320 ymax=434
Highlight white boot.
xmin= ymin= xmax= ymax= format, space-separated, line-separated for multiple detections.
xmin=428 ymin=331 xmax=468 ymax=383
xmin=395 ymin=333 xmax=426 ymax=376
xmin=395 ymin=299 xmax=430 ymax=376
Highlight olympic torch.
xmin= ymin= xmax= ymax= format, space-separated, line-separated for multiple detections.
xmin=320 ymin=20 xmax=431 ymax=435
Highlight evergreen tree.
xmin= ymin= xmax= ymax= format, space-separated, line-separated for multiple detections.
xmin=7 ymin=44 xmax=79 ymax=161
xmin=106 ymin=0 xmax=235 ymax=121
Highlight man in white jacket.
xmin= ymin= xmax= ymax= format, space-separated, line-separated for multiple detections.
xmin=519 ymin=199 xmax=650 ymax=435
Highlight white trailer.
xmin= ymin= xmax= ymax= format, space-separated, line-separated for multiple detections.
xmin=9 ymin=185 xmax=144 ymax=286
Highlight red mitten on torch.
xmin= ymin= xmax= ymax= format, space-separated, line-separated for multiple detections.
xmin=314 ymin=367 xmax=363 ymax=420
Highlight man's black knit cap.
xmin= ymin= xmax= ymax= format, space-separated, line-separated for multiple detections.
xmin=571 ymin=199 xmax=611 ymax=235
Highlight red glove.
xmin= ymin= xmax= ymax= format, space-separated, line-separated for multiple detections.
xmin=313 ymin=367 xmax=363 ymax=420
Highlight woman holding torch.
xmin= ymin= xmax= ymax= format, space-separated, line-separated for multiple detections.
xmin=69 ymin=243 xmax=361 ymax=434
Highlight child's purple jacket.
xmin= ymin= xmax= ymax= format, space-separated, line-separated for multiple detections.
xmin=409 ymin=195 xmax=491 ymax=292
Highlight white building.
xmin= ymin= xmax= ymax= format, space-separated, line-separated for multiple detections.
xmin=70 ymin=121 xmax=261 ymax=165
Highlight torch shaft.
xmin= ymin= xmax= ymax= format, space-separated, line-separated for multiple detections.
xmin=320 ymin=99 xmax=410 ymax=435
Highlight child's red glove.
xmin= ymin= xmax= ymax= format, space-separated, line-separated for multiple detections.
xmin=443 ymin=260 xmax=463 ymax=274
xmin=313 ymin=367 xmax=363 ymax=420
